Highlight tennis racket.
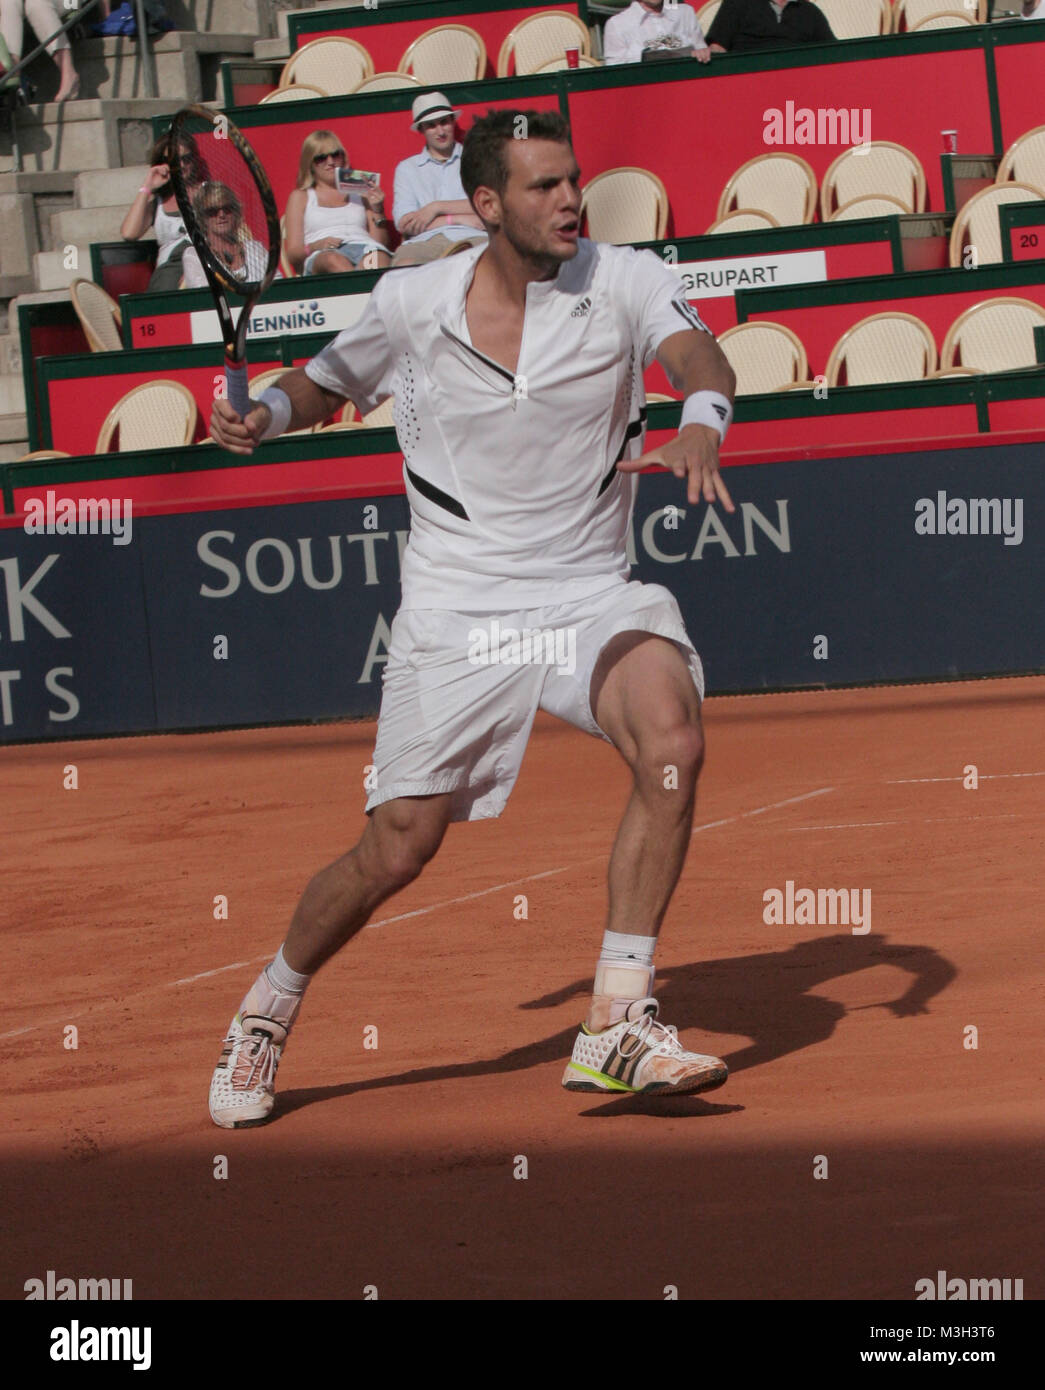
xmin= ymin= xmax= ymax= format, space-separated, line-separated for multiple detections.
xmin=167 ymin=105 xmax=280 ymax=420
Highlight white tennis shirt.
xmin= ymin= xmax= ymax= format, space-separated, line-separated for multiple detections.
xmin=305 ymin=239 xmax=712 ymax=610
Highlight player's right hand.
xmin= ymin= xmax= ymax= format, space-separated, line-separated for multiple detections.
xmin=210 ymin=397 xmax=271 ymax=456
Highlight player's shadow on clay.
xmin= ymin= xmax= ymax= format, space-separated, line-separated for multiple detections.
xmin=275 ymin=932 xmax=954 ymax=1124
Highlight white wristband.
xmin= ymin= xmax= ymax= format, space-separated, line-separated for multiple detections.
xmin=680 ymin=390 xmax=733 ymax=444
xmin=257 ymin=387 xmax=293 ymax=440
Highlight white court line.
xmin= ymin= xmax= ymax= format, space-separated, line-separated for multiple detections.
xmin=787 ymin=820 xmax=899 ymax=831
xmin=1 ymin=786 xmax=835 ymax=1041
xmin=887 ymin=772 xmax=1045 ymax=784
xmin=787 ymin=813 xmax=1021 ymax=832
xmin=168 ymin=959 xmax=255 ymax=988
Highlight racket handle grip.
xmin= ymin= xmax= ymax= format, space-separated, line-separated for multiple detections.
xmin=226 ymin=359 xmax=251 ymax=421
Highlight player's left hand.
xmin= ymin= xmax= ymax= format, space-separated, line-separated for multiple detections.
xmin=618 ymin=423 xmax=735 ymax=510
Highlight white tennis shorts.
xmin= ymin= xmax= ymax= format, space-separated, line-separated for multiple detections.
xmin=365 ymin=579 xmax=705 ymax=822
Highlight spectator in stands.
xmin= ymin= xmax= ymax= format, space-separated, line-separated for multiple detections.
xmin=284 ymin=131 xmax=391 ymax=274
xmin=181 ymin=182 xmax=272 ymax=288
xmin=603 ymin=1 xmax=711 ymax=65
xmin=121 ymin=133 xmax=206 ymax=292
xmin=0 ymin=0 xmax=80 ymax=100
xmin=1021 ymin=1 xmax=1045 ymax=18
xmin=390 ymin=93 xmax=487 ymax=267
xmin=706 ymin=0 xmax=834 ymax=53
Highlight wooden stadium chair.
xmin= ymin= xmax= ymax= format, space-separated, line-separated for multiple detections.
xmin=355 ymin=72 xmax=421 ymax=92
xmin=717 ymin=154 xmax=818 ymax=228
xmin=891 ymin=0 xmax=986 ymax=27
xmin=697 ymin=1 xmax=722 ymax=32
xmin=909 ymin=10 xmax=977 ymax=29
xmin=716 ymin=322 xmax=809 ymax=395
xmin=948 ymin=183 xmax=1045 ymax=267
xmin=16 ymin=449 xmax=71 ymax=460
xmin=279 ymin=37 xmax=374 ymax=96
xmin=259 ymin=83 xmax=328 ymax=103
xmin=828 ymin=194 xmax=912 ymax=221
xmin=997 ymin=125 xmax=1045 ymax=197
xmin=398 ymin=25 xmax=487 ymax=83
xmin=705 ymin=209 xmax=780 ymax=233
xmin=313 ymin=397 xmax=395 ymax=431
xmin=532 ymin=54 xmax=601 ymax=72
xmin=70 ymin=278 xmax=122 ymax=352
xmin=926 ymin=366 xmax=980 ymax=378
xmin=95 ymin=381 xmax=197 ymax=453
xmin=645 ymin=392 xmax=677 ymax=402
xmin=359 ymin=397 xmax=396 ymax=428
xmin=825 ymin=312 xmax=938 ymax=386
xmin=497 ymin=11 xmax=592 ymax=77
xmin=940 ymin=297 xmax=1045 ymax=373
xmin=821 ymin=142 xmax=926 ymax=221
xmin=816 ymin=0 xmax=891 ymax=39
xmin=580 ymin=167 xmax=668 ymax=243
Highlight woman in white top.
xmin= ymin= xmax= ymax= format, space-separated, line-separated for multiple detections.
xmin=0 ymin=0 xmax=80 ymax=101
xmin=284 ymin=129 xmax=391 ymax=275
xmin=121 ymin=133 xmax=206 ymax=290
xmin=181 ymin=182 xmax=272 ymax=289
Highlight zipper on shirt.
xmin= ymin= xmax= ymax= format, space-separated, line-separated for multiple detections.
xmin=439 ymin=322 xmax=526 ymax=409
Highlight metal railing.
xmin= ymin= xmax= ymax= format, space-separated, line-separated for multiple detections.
xmin=3 ymin=0 xmax=158 ymax=174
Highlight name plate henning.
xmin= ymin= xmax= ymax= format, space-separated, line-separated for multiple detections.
xmin=189 ymin=293 xmax=372 ymax=345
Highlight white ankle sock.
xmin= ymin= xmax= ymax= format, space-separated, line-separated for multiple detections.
xmin=265 ymin=945 xmax=311 ymax=996
xmin=598 ymin=930 xmax=656 ymax=969
xmin=594 ymin=930 xmax=656 ymax=1012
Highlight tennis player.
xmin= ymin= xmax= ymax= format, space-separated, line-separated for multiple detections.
xmin=208 ymin=109 xmax=737 ymax=1127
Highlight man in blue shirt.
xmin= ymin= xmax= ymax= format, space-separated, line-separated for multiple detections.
xmin=391 ymin=92 xmax=488 ymax=266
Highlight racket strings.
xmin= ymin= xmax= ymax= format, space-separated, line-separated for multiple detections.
xmin=171 ymin=111 xmax=277 ymax=295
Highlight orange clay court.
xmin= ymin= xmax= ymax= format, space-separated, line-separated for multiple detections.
xmin=3 ymin=676 xmax=1042 ymax=1301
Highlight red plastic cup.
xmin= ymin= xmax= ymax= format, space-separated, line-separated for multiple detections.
xmin=565 ymin=47 xmax=580 ymax=68
xmin=942 ymin=129 xmax=958 ymax=154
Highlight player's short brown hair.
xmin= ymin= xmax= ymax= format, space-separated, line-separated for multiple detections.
xmin=460 ymin=109 xmax=573 ymax=204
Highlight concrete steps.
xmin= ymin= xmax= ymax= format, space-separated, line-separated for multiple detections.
xmin=0 ymin=97 xmax=193 ymax=176
xmin=76 ymin=31 xmax=257 ymax=103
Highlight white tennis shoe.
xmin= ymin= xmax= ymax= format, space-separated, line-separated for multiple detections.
xmin=209 ymin=972 xmax=303 ymax=1128
xmin=562 ymin=997 xmax=728 ymax=1096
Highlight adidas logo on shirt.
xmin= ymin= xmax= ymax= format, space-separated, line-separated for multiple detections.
xmin=571 ymin=296 xmax=592 ymax=318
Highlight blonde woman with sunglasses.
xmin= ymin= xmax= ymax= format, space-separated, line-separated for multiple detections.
xmin=181 ymin=182 xmax=273 ymax=289
xmin=284 ymin=130 xmax=391 ymax=275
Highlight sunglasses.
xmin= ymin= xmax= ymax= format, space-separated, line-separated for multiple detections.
xmin=313 ymin=150 xmax=347 ymax=165
xmin=204 ymin=204 xmax=237 ymax=218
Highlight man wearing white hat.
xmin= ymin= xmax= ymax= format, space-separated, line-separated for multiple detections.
xmin=390 ymin=92 xmax=488 ymax=266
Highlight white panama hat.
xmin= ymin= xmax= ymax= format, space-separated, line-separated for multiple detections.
xmin=410 ymin=92 xmax=461 ymax=131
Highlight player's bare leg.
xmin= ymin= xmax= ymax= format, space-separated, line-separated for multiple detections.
xmin=560 ymin=631 xmax=727 ymax=1095
xmin=282 ymin=793 xmax=454 ymax=974
xmin=209 ymin=794 xmax=452 ymax=1127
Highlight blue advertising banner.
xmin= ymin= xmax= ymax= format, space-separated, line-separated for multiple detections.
xmin=631 ymin=441 xmax=1042 ymax=691
xmin=1 ymin=438 xmax=1041 ymax=742
xmin=0 ymin=521 xmax=154 ymax=741
xmin=140 ymin=495 xmax=410 ymax=729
